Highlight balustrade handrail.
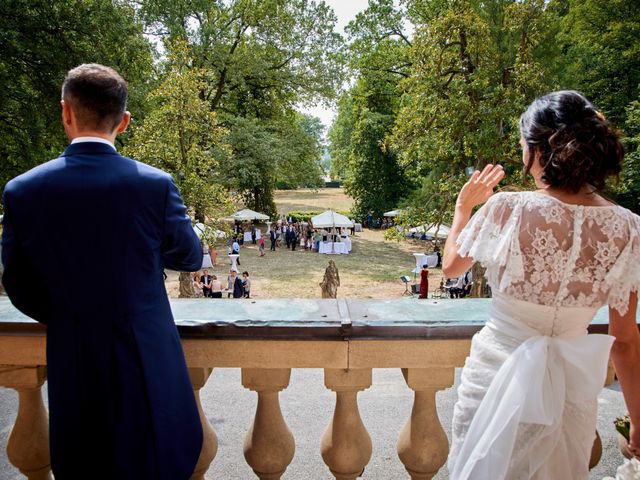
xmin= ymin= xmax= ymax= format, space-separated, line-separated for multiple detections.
xmin=0 ymin=297 xmax=627 ymax=341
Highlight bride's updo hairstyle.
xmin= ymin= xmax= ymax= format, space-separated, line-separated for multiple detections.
xmin=519 ymin=90 xmax=624 ymax=193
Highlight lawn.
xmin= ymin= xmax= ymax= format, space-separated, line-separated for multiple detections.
xmin=273 ymin=187 xmax=354 ymax=214
xmin=165 ymin=188 xmax=443 ymax=299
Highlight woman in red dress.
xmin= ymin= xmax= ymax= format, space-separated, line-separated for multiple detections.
xmin=419 ymin=264 xmax=429 ymax=299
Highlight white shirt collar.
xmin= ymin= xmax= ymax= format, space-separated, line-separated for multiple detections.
xmin=71 ymin=136 xmax=116 ymax=150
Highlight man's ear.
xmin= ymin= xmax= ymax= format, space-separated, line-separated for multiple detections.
xmin=115 ymin=111 xmax=131 ymax=135
xmin=61 ymin=100 xmax=73 ymax=127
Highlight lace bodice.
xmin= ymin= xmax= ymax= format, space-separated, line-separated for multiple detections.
xmin=457 ymin=191 xmax=640 ymax=315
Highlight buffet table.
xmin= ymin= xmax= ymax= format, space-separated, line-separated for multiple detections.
xmin=319 ymin=242 xmax=349 ymax=254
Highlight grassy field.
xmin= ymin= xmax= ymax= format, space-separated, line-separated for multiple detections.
xmin=165 ymin=188 xmax=443 ymax=299
xmin=273 ymin=187 xmax=354 ymax=214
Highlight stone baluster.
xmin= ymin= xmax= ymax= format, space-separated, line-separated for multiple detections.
xmin=321 ymin=368 xmax=372 ymax=480
xmin=242 ymin=368 xmax=295 ymax=480
xmin=188 ymin=367 xmax=217 ymax=480
xmin=0 ymin=366 xmax=52 ymax=480
xmin=397 ymin=368 xmax=454 ymax=480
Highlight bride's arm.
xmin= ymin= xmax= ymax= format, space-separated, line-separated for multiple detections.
xmin=609 ymin=291 xmax=640 ymax=454
xmin=443 ymin=164 xmax=504 ymax=278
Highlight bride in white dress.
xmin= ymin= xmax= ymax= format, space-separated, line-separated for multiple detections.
xmin=443 ymin=91 xmax=640 ymax=479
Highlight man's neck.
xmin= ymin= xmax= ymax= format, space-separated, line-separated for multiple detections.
xmin=69 ymin=130 xmax=117 ymax=144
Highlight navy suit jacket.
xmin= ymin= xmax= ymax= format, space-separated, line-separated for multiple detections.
xmin=2 ymin=142 xmax=203 ymax=480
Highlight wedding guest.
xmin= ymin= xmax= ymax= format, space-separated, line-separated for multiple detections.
xmin=242 ymin=271 xmax=251 ymax=298
xmin=259 ymin=236 xmax=265 ymax=256
xmin=285 ymin=226 xmax=292 ymax=249
xmin=231 ymin=270 xmax=244 ymax=299
xmin=270 ymin=227 xmax=277 ymax=251
xmin=419 ymin=265 xmax=429 ymax=299
xmin=200 ymin=269 xmax=213 ymax=298
xmin=209 ymin=275 xmax=223 ymax=298
xmin=192 ymin=272 xmax=203 ymax=298
xmin=226 ymin=270 xmax=234 ymax=298
xmin=232 ymin=238 xmax=240 ymax=265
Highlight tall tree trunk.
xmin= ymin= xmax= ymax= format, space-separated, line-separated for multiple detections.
xmin=470 ymin=263 xmax=489 ymax=298
xmin=179 ymin=272 xmax=195 ymax=298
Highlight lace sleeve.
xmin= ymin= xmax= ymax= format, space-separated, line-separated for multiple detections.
xmin=606 ymin=213 xmax=640 ymax=315
xmin=456 ymin=192 xmax=524 ymax=288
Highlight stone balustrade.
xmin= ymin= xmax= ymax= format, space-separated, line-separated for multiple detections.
xmin=0 ymin=297 xmax=625 ymax=479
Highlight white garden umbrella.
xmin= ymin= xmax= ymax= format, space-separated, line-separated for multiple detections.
xmin=384 ymin=209 xmax=402 ymax=217
xmin=425 ymin=224 xmax=450 ymax=238
xmin=310 ymin=210 xmax=353 ymax=229
xmin=408 ymin=224 xmax=450 ymax=239
xmin=193 ymin=223 xmax=227 ymax=241
xmin=231 ymin=208 xmax=270 ymax=221
xmin=311 ymin=210 xmax=353 ymax=254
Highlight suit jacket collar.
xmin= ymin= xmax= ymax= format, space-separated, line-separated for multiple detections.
xmin=61 ymin=142 xmax=119 ymax=157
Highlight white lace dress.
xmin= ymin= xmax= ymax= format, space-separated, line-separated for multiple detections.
xmin=448 ymin=191 xmax=640 ymax=480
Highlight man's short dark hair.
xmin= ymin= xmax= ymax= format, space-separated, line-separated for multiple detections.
xmin=62 ymin=63 xmax=128 ymax=132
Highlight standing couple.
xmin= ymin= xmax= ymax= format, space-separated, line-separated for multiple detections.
xmin=2 ymin=62 xmax=639 ymax=480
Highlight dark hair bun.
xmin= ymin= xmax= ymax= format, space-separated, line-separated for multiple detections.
xmin=519 ymin=90 xmax=623 ymax=193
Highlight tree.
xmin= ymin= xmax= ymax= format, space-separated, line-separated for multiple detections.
xmin=328 ymin=94 xmax=356 ymax=180
xmin=124 ymin=40 xmax=233 ymax=224
xmin=559 ymin=0 xmax=640 ymax=126
xmin=384 ymin=0 xmax=558 ymax=295
xmin=343 ymin=84 xmax=411 ymax=221
xmin=140 ymin=0 xmax=345 ymax=208
xmin=274 ymin=113 xmax=326 ymax=190
xmin=393 ymin=0 xmax=556 ymax=223
xmin=0 ymin=0 xmax=153 ymax=198
xmin=142 ymin=0 xmax=344 ymax=111
xmin=219 ymin=116 xmax=279 ymax=217
xmin=328 ymin=0 xmax=413 ymax=220
xmin=618 ymin=100 xmax=640 ymax=213
xmin=557 ymin=0 xmax=640 ymax=210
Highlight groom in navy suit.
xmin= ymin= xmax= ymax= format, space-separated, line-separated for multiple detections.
xmin=2 ymin=64 xmax=203 ymax=480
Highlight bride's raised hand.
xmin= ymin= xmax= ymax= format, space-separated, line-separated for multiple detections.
xmin=456 ymin=164 xmax=505 ymax=213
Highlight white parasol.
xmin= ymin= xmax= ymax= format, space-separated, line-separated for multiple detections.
xmin=231 ymin=208 xmax=270 ymax=221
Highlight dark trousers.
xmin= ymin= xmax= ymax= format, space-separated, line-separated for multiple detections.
xmin=270 ymin=240 xmax=276 ymax=251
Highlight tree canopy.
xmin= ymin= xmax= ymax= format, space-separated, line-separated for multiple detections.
xmin=1 ymin=0 xmax=638 ymax=222
xmin=0 ymin=0 xmax=152 ymax=191
xmin=330 ymin=0 xmax=640 ymax=227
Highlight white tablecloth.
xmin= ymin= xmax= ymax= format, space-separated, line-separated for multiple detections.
xmin=424 ymin=253 xmax=438 ymax=268
xmin=201 ymin=254 xmax=213 ymax=269
xmin=341 ymin=235 xmax=352 ymax=252
xmin=354 ymin=223 xmax=363 ymax=232
xmin=412 ymin=253 xmax=438 ymax=273
xmin=319 ymin=242 xmax=349 ymax=254
xmin=243 ymin=230 xmax=261 ymax=242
